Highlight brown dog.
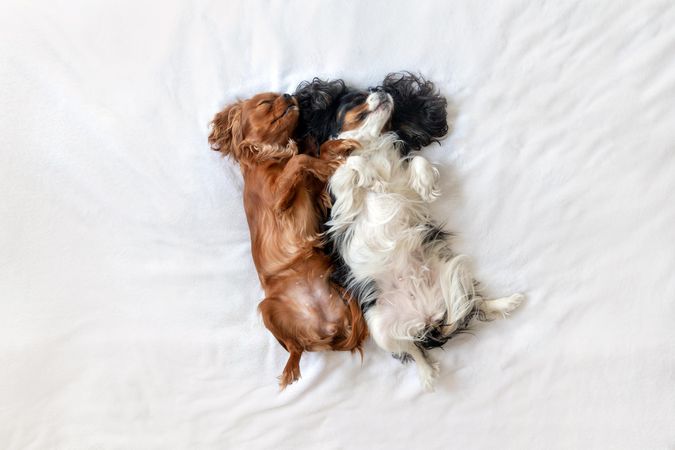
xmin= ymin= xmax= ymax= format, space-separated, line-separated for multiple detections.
xmin=209 ymin=92 xmax=367 ymax=388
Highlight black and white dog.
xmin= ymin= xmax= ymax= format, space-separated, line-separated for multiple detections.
xmin=295 ymin=73 xmax=523 ymax=389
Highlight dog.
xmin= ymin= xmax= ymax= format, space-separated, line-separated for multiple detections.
xmin=209 ymin=92 xmax=367 ymax=389
xmin=295 ymin=73 xmax=523 ymax=389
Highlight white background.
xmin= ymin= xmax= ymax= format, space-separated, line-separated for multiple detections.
xmin=1 ymin=0 xmax=674 ymax=448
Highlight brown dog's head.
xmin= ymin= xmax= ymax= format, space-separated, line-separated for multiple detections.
xmin=209 ymin=92 xmax=300 ymax=162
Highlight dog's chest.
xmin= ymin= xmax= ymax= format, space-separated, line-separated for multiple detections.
xmin=353 ymin=147 xmax=407 ymax=187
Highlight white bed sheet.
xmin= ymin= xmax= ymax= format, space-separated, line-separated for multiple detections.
xmin=1 ymin=0 xmax=674 ymax=448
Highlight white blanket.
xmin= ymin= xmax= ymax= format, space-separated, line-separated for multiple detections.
xmin=1 ymin=0 xmax=674 ymax=448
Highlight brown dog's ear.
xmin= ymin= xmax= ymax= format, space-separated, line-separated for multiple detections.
xmin=208 ymin=102 xmax=243 ymax=159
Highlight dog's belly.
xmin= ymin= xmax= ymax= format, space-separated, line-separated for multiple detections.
xmin=265 ymin=262 xmax=351 ymax=350
xmin=367 ymin=257 xmax=447 ymax=334
xmin=342 ymin=188 xmax=426 ymax=278
xmin=283 ymin=274 xmax=338 ymax=320
xmin=337 ymin=168 xmax=449 ymax=325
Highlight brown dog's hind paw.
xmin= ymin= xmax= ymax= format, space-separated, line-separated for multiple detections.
xmin=278 ymin=350 xmax=302 ymax=390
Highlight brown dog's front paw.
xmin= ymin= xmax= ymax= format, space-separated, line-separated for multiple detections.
xmin=334 ymin=139 xmax=360 ymax=156
xmin=320 ymin=138 xmax=361 ymax=161
xmin=316 ymin=161 xmax=339 ymax=181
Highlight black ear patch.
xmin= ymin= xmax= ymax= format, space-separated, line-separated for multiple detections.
xmin=293 ymin=78 xmax=348 ymax=149
xmin=379 ymin=72 xmax=448 ymax=155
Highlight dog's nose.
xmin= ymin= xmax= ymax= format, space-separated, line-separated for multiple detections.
xmin=283 ymin=93 xmax=292 ymax=100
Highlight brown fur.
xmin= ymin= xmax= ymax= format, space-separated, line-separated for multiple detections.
xmin=209 ymin=92 xmax=367 ymax=389
xmin=341 ymin=103 xmax=371 ymax=132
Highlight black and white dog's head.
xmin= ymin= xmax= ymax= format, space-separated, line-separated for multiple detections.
xmin=294 ymin=72 xmax=448 ymax=155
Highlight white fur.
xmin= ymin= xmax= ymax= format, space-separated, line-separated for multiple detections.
xmin=329 ymin=93 xmax=522 ymax=390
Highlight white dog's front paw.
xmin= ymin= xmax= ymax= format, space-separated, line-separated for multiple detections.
xmin=357 ymin=170 xmax=383 ymax=192
xmin=369 ymin=177 xmax=386 ymax=193
xmin=346 ymin=156 xmax=382 ymax=191
xmin=409 ymin=156 xmax=440 ymax=202
xmin=480 ymin=293 xmax=524 ymax=319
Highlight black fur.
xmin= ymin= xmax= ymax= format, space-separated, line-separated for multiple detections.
xmin=421 ymin=221 xmax=455 ymax=261
xmin=294 ymin=78 xmax=356 ymax=153
xmin=378 ymin=72 xmax=448 ymax=155
xmin=416 ymin=307 xmax=482 ymax=351
xmin=392 ymin=352 xmax=414 ymax=364
xmin=421 ymin=222 xmax=452 ymax=247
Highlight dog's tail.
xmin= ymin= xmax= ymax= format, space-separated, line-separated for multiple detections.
xmin=331 ymin=283 xmax=369 ymax=359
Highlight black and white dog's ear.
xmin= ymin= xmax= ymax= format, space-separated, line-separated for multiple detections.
xmin=293 ymin=78 xmax=348 ymax=147
xmin=294 ymin=78 xmax=346 ymax=110
xmin=380 ymin=72 xmax=448 ymax=154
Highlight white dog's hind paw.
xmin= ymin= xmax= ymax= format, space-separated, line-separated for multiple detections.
xmin=417 ymin=358 xmax=440 ymax=392
xmin=409 ymin=156 xmax=440 ymax=202
xmin=480 ymin=293 xmax=524 ymax=319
